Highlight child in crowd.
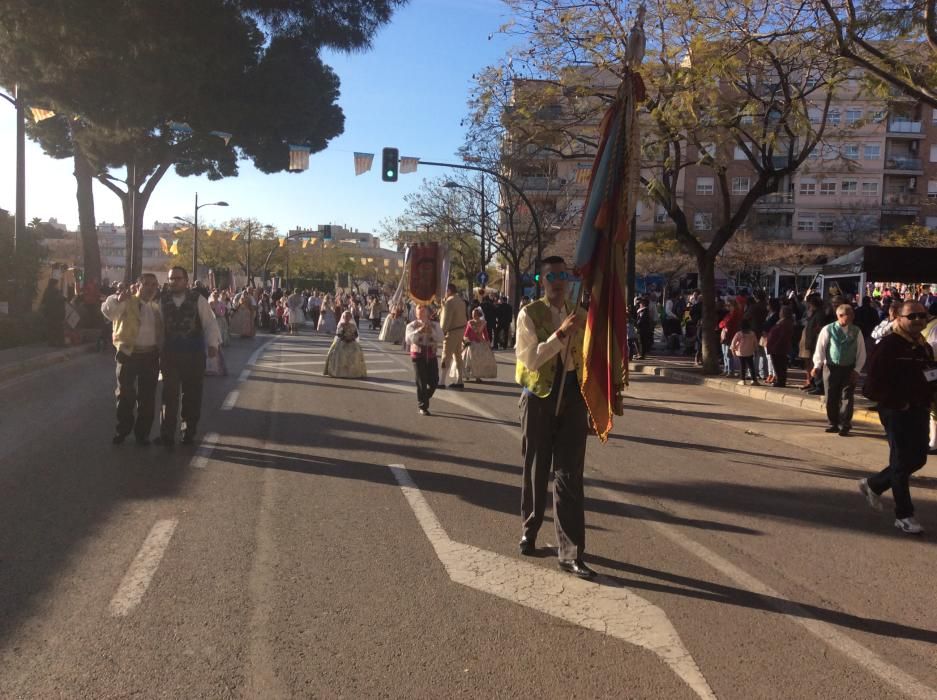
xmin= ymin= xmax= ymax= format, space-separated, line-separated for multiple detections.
xmin=730 ymin=319 xmax=760 ymax=386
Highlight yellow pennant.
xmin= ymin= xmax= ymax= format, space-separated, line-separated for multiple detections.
xmin=159 ymin=237 xmax=170 ymax=254
xmin=279 ymin=237 xmax=286 ymax=247
xmin=169 ymin=240 xmax=179 ymax=255
xmin=302 ymin=240 xmax=308 ymax=248
xmin=173 ymin=226 xmax=191 ymax=235
xmin=204 ymin=228 xmax=214 ymax=237
xmin=231 ymin=232 xmax=241 ymax=241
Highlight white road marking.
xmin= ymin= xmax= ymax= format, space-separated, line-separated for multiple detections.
xmin=388 ymin=463 xmax=715 ymax=700
xmin=238 ymin=368 xmax=251 ymax=382
xmin=190 ymin=432 xmax=220 ymax=469
xmin=108 ymin=518 xmax=178 ymax=617
xmin=221 ymin=390 xmax=239 ymax=411
xmin=245 ymin=338 xmax=277 ymax=368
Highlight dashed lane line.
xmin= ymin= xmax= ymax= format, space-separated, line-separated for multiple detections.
xmin=190 ymin=432 xmax=220 ymax=469
xmin=108 ymin=519 xmax=178 ymax=617
xmin=221 ymin=390 xmax=239 ymax=411
xmin=388 ymin=463 xmax=716 ymax=700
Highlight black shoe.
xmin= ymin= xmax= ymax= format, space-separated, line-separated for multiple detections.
xmin=558 ymin=559 xmax=596 ymax=579
xmin=838 ymin=427 xmax=851 ymax=437
xmin=181 ymin=432 xmax=196 ymax=445
xmin=519 ymin=536 xmax=536 ymax=556
xmin=112 ymin=434 xmax=127 ymax=445
xmin=450 ymin=383 xmax=464 ymax=390
xmin=825 ymin=425 xmax=840 ymax=433
xmin=419 ymin=408 xmax=431 ymax=416
xmin=153 ymin=435 xmax=174 ymax=449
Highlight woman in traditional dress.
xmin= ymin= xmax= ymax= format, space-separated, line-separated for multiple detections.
xmin=210 ymin=291 xmax=230 ymax=346
xmin=324 ymin=311 xmax=367 ymax=378
xmin=462 ymin=307 xmax=498 ymax=382
xmin=317 ymin=295 xmax=337 ymax=334
xmin=379 ymin=303 xmax=407 ymax=344
xmin=229 ymin=294 xmax=254 ymax=338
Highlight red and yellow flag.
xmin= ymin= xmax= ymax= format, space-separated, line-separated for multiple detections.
xmin=572 ymin=68 xmax=645 ymax=442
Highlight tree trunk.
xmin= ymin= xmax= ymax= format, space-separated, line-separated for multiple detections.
xmin=698 ymin=253 xmax=721 ymax=375
xmin=73 ymin=150 xmax=101 ymax=285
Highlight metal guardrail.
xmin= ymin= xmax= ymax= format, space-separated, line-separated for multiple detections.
xmin=884 ymin=157 xmax=923 ymax=170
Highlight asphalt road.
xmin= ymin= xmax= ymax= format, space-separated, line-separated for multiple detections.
xmin=1 ymin=324 xmax=935 ymax=699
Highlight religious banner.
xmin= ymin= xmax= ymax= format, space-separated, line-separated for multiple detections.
xmin=354 ymin=152 xmax=374 ymax=175
xmin=407 ymin=242 xmax=443 ymax=304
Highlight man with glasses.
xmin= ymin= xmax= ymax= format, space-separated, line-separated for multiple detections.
xmin=811 ymin=304 xmax=866 ymax=436
xmin=860 ymin=301 xmax=935 ymax=534
xmin=156 ymin=267 xmax=222 ymax=447
xmin=515 ymin=256 xmax=594 ymax=579
xmin=101 ymin=273 xmax=163 ymax=445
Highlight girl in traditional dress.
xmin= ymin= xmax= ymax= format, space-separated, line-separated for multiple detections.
xmin=379 ymin=303 xmax=407 ymax=344
xmin=210 ymin=291 xmax=230 ymax=346
xmin=462 ymin=307 xmax=498 ymax=381
xmin=229 ymin=294 xmax=254 ymax=338
xmin=317 ymin=295 xmax=337 ymax=334
xmin=324 ymin=311 xmax=367 ymax=378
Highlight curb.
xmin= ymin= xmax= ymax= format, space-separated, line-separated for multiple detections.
xmin=629 ymin=363 xmax=880 ymax=427
xmin=0 ymin=344 xmax=98 ymax=384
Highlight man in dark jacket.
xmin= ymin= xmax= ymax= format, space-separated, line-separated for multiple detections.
xmin=494 ymin=296 xmax=514 ymax=349
xmin=860 ymin=301 xmax=935 ymax=535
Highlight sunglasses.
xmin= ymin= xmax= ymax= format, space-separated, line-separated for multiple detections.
xmin=544 ymin=271 xmax=571 ymax=283
xmin=902 ymin=313 xmax=928 ymax=320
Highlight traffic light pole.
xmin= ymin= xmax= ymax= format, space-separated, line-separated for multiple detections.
xmin=416 ymin=160 xmax=543 ymax=294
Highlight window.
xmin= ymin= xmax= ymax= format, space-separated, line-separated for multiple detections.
xmin=842 ymin=144 xmax=860 ymax=159
xmin=871 ymin=110 xmax=886 ymax=123
xmin=698 ymin=142 xmax=715 ymax=158
xmin=694 ymin=212 xmax=713 ymax=231
xmin=845 ymin=108 xmax=862 ymax=125
xmin=819 ymin=182 xmax=837 ymax=196
xmin=740 ymin=114 xmax=754 ymax=125
xmin=828 ymin=109 xmax=840 ymax=126
xmin=841 ymin=180 xmax=858 ymax=195
xmin=799 ymin=180 xmax=816 ymax=196
xmin=797 ymin=215 xmax=817 ymax=232
xmin=733 ymin=143 xmax=751 ymax=160
xmin=807 ymin=147 xmax=819 ymax=160
xmin=864 ymin=143 xmax=881 ymax=160
xmin=696 ymin=176 xmax=715 ymax=195
xmin=818 ymin=218 xmax=835 ymax=233
xmin=731 ymin=177 xmax=750 ymax=194
xmin=822 ymin=144 xmax=839 ymax=160
xmin=862 ymin=182 xmax=879 ymax=195
xmin=929 ymin=181 xmax=937 ymax=198
xmin=655 ymin=207 xmax=668 ymax=223
xmin=808 ymin=108 xmax=822 ymax=124
xmin=933 ymin=108 xmax=937 ymax=126
xmin=926 ymin=216 xmax=937 ymax=230
xmin=930 ymin=144 xmax=937 ymax=163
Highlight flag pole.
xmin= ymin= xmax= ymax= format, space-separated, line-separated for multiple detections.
xmin=553 ymin=284 xmax=587 ymax=417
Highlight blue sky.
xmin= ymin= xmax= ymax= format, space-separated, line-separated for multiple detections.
xmin=0 ymin=0 xmax=512 ymax=239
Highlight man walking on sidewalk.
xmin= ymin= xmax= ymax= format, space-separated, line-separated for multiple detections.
xmin=515 ymin=256 xmax=594 ymax=579
xmin=859 ymin=301 xmax=935 ymax=535
xmin=811 ymin=304 xmax=866 ymax=436
xmin=101 ymin=273 xmax=163 ymax=445
xmin=439 ymin=283 xmax=467 ymax=389
xmin=156 ymin=267 xmax=222 ymax=447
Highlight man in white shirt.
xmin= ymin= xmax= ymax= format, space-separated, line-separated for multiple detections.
xmin=101 ymin=273 xmax=163 ymax=445
xmin=156 ymin=267 xmax=222 ymax=447
xmin=811 ymin=303 xmax=867 ymax=436
xmin=515 ymin=256 xmax=593 ymax=579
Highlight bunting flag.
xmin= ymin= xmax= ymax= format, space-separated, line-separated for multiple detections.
xmin=354 ymin=152 xmax=374 ymax=175
xmin=308 ymin=237 xmax=318 ymax=245
xmin=383 ymin=259 xmax=390 ymax=267
xmin=210 ymin=130 xmax=233 ymax=145
xmin=399 ymin=157 xmax=419 ymax=174
xmin=204 ymin=228 xmax=214 ymax=237
xmin=173 ymin=226 xmax=191 ymax=235
xmin=360 ymin=257 xmax=368 ymax=265
xmin=575 ymin=165 xmax=592 ymax=184
xmin=159 ymin=237 xmax=170 ymax=254
xmin=367 ymin=257 xmax=374 ymax=263
xmin=168 ymin=121 xmax=193 ymax=134
xmin=169 ymin=240 xmax=180 ymax=255
xmin=231 ymin=232 xmax=240 ymax=241
xmin=29 ymin=107 xmax=56 ymax=122
xmin=302 ymin=240 xmax=308 ymax=248
xmin=572 ymin=50 xmax=645 ymax=441
xmin=279 ymin=237 xmax=286 ymax=247
xmin=289 ymin=145 xmax=310 ymax=171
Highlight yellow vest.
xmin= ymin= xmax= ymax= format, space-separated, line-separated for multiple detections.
xmin=515 ymin=298 xmax=584 ymax=398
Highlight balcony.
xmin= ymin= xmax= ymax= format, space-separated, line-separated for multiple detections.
xmin=754 ymin=192 xmax=795 ymax=210
xmin=518 ymin=176 xmax=567 ymax=190
xmin=887 ymin=120 xmax=925 ymax=137
xmin=884 ymin=156 xmax=924 ymax=173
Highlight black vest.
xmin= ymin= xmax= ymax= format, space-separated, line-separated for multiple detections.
xmin=161 ymin=290 xmax=204 ymax=352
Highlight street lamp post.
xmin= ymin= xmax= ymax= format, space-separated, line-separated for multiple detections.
xmin=1 ymin=85 xmax=27 ymax=315
xmin=443 ymin=173 xmax=489 ymax=295
xmin=175 ymin=193 xmax=228 ymax=282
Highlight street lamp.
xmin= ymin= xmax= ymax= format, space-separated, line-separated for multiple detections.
xmin=444 ymin=175 xmax=488 ymax=293
xmin=1 ymin=85 xmax=27 ymax=315
xmin=175 ymin=193 xmax=228 ymax=281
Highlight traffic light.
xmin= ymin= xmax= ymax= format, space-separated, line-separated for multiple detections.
xmin=382 ymin=147 xmax=399 ymax=182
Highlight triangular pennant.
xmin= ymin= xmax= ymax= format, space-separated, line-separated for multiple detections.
xmin=399 ymin=157 xmax=419 ymax=174
xmin=289 ymin=145 xmax=310 ymax=171
xmin=302 ymin=240 xmax=308 ymax=248
xmin=173 ymin=226 xmax=191 ymax=235
xmin=29 ymin=107 xmax=56 ymax=122
xmin=354 ymin=152 xmax=374 ymax=175
xmin=169 ymin=240 xmax=180 ymax=255
xmin=159 ymin=237 xmax=170 ymax=254
xmin=210 ymin=130 xmax=233 ymax=145
xmin=204 ymin=228 xmax=214 ymax=237
xmin=231 ymin=232 xmax=240 ymax=241
xmin=279 ymin=237 xmax=286 ymax=247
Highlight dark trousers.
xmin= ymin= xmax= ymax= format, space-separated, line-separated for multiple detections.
xmin=520 ymin=372 xmax=589 ymax=560
xmin=115 ymin=350 xmax=160 ymax=440
xmin=823 ymin=363 xmax=855 ymax=428
xmin=310 ymin=308 xmax=320 ymax=327
xmin=869 ymin=406 xmax=930 ymax=518
xmin=412 ymin=356 xmax=438 ymax=410
xmin=738 ymin=355 xmax=757 ymax=382
xmin=160 ymin=350 xmax=206 ymax=439
xmin=769 ymin=353 xmax=788 ymax=387
xmin=638 ymin=332 xmax=653 ymax=358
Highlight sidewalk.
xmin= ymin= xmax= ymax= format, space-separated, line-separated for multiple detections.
xmin=629 ymin=353 xmax=880 ymax=427
xmin=0 ymin=342 xmax=98 ymax=384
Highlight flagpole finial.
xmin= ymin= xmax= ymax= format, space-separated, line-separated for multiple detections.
xmin=625 ymin=5 xmax=647 ymax=69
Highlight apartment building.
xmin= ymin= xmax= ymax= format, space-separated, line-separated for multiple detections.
xmin=506 ymin=71 xmax=937 ymax=260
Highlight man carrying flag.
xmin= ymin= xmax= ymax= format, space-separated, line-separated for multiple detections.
xmin=515 ymin=255 xmax=593 ymax=579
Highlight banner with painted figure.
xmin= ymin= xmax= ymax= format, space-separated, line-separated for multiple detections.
xmin=406 ymin=242 xmax=449 ymax=305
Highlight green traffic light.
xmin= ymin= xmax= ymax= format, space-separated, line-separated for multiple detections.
xmin=386 ymin=170 xmax=395 ymax=177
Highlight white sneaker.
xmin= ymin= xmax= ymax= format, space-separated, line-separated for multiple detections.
xmin=737 ymin=380 xmax=747 ymax=386
xmin=858 ymin=479 xmax=883 ymax=512
xmin=894 ymin=517 xmax=924 ymax=535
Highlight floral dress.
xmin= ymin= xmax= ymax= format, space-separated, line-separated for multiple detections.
xmin=324 ymin=324 xmax=367 ymax=378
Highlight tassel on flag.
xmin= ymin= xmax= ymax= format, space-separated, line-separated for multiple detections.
xmin=399 ymin=157 xmax=419 ymax=174
xmin=289 ymin=145 xmax=310 ymax=171
xmin=354 ymin=152 xmax=374 ymax=175
xmin=159 ymin=237 xmax=170 ymax=254
xmin=29 ymin=107 xmax=56 ymax=122
xmin=210 ymin=131 xmax=233 ymax=145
